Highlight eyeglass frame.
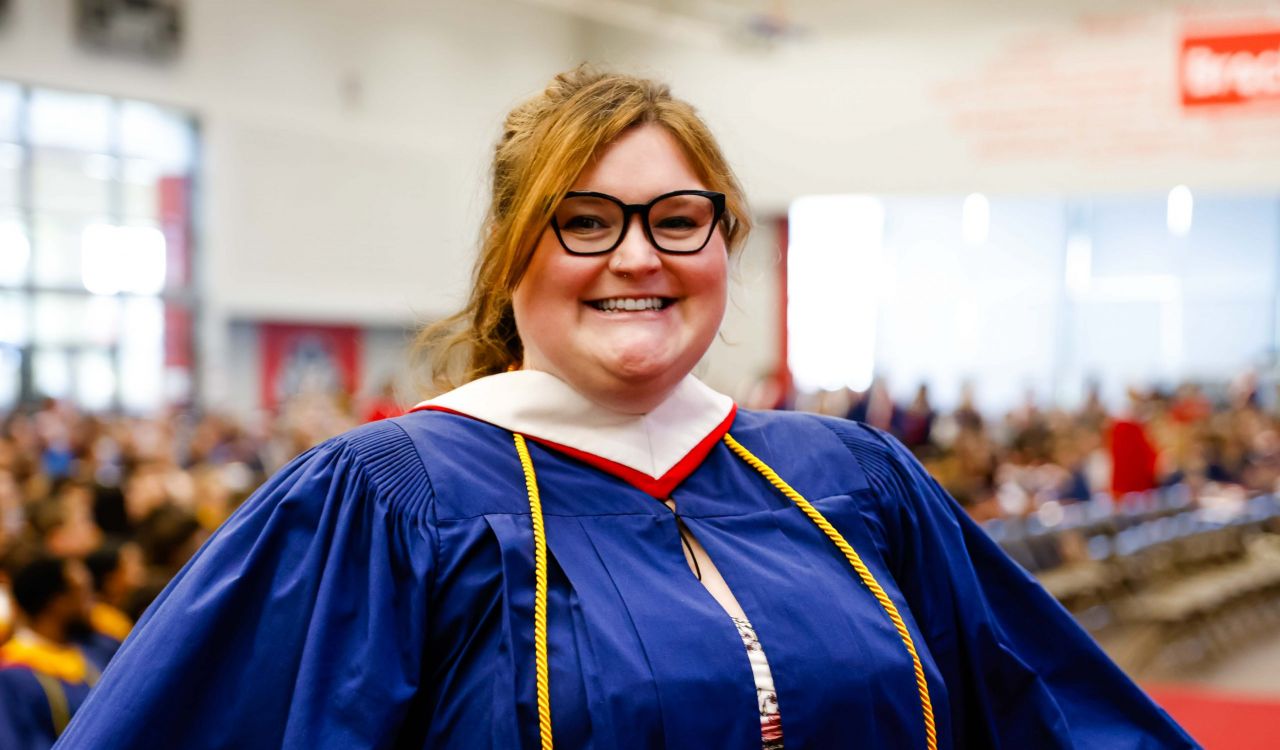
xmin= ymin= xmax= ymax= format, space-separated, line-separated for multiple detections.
xmin=548 ymin=189 xmax=727 ymax=256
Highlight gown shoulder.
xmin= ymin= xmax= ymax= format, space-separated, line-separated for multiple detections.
xmin=796 ymin=414 xmax=1200 ymax=748
xmin=54 ymin=418 xmax=439 ymax=749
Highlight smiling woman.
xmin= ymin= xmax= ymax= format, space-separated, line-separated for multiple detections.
xmin=53 ymin=67 xmax=1198 ymax=750
xmin=417 ymin=66 xmax=751 ymax=405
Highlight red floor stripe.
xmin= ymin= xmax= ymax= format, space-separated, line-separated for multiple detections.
xmin=1145 ymin=683 xmax=1280 ymax=750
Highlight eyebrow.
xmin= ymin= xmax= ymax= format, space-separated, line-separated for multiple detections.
xmin=564 ymin=188 xmax=710 ymax=202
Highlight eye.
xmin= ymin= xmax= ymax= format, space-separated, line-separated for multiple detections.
xmin=555 ymin=195 xmax=622 ymax=239
xmin=563 ymin=214 xmax=610 ymax=232
xmin=654 ymin=215 xmax=698 ymax=231
xmin=649 ymin=194 xmax=714 ymax=238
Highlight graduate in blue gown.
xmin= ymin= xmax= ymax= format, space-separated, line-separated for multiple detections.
xmin=56 ymin=67 xmax=1197 ymax=749
xmin=1 ymin=556 xmax=117 ymax=750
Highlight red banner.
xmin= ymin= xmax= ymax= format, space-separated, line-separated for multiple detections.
xmin=259 ymin=323 xmax=362 ymax=411
xmin=158 ymin=175 xmax=191 ymax=288
xmin=164 ymin=303 xmax=191 ymax=369
xmin=1181 ymin=28 xmax=1280 ymax=109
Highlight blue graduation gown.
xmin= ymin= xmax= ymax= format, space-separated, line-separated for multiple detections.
xmin=0 ymin=668 xmax=94 ymax=750
xmin=0 ymin=634 xmax=116 ymax=749
xmin=54 ymin=409 xmax=1198 ymax=748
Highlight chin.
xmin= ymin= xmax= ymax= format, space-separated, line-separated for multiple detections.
xmin=605 ymin=356 xmax=679 ymax=385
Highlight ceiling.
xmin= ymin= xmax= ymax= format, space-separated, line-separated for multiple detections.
xmin=512 ymin=0 xmax=1236 ymax=42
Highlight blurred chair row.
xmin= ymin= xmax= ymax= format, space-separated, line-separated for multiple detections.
xmin=988 ymin=493 xmax=1280 ymax=674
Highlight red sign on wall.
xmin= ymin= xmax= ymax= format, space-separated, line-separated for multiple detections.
xmin=1181 ymin=28 xmax=1280 ymax=109
xmin=259 ymin=323 xmax=362 ymax=411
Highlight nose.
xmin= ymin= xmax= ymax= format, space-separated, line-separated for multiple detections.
xmin=609 ymin=214 xmax=662 ymax=278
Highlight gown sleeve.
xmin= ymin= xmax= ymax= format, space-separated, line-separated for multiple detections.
xmin=827 ymin=419 xmax=1199 ymax=749
xmin=53 ymin=419 xmax=436 ymax=750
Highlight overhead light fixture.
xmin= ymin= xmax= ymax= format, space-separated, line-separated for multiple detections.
xmin=962 ymin=193 xmax=989 ymax=246
xmin=1167 ymin=185 xmax=1193 ymax=237
xmin=788 ymin=194 xmax=884 ymax=392
xmin=1064 ymin=233 xmax=1092 ymax=294
xmin=81 ymin=224 xmax=167 ymax=295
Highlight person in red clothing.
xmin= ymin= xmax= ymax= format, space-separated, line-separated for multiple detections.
xmin=361 ymin=378 xmax=404 ymax=423
xmin=1109 ymin=388 xmax=1159 ymax=498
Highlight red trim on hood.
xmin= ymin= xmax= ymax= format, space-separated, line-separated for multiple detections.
xmin=409 ymin=403 xmax=738 ymax=498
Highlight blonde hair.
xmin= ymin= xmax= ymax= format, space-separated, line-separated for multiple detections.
xmin=416 ymin=65 xmax=752 ymax=394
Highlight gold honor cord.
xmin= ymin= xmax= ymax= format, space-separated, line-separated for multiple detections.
xmin=32 ymin=671 xmax=70 ymax=737
xmin=513 ymin=434 xmax=554 ymax=750
xmin=722 ymin=433 xmax=938 ymax=750
xmin=513 ymin=431 xmax=937 ymax=750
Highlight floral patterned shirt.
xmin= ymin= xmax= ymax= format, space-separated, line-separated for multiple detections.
xmin=731 ymin=615 xmax=784 ymax=750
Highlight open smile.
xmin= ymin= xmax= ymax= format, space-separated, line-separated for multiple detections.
xmin=585 ymin=296 xmax=677 ymax=313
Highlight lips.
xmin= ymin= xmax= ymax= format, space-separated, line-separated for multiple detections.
xmin=586 ymin=296 xmax=677 ymax=312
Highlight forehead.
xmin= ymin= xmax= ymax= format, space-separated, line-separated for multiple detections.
xmin=571 ymin=124 xmax=706 ymax=201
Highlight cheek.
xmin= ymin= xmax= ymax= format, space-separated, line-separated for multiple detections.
xmin=685 ymin=252 xmax=729 ymax=315
xmin=518 ymin=274 xmax=579 ymax=320
xmin=512 ymin=241 xmax=560 ymax=332
xmin=513 ymin=236 xmax=602 ymax=356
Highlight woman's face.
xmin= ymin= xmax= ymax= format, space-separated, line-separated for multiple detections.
xmin=512 ymin=124 xmax=729 ymax=414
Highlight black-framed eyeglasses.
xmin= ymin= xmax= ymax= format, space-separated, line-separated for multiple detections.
xmin=549 ymin=189 xmax=726 ymax=256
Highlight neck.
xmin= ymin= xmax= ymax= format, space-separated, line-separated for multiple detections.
xmin=580 ymin=383 xmax=674 ymax=415
xmin=522 ymin=367 xmax=680 ymax=416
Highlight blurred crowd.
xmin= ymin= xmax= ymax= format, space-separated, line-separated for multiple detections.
xmin=797 ymin=373 xmax=1279 ymax=526
xmin=0 ymin=392 xmax=385 ymax=629
xmin=1 ymin=372 xmax=1277 ymax=744
xmin=0 ymin=391 xmax=393 ymax=746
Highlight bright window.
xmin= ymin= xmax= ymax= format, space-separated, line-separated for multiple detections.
xmin=789 ymin=190 xmax=1280 ymax=413
xmin=0 ymin=82 xmax=198 ymax=413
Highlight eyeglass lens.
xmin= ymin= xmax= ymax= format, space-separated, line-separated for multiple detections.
xmin=553 ymin=193 xmax=717 ymax=254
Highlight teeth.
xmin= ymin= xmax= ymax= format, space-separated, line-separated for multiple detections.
xmin=595 ymin=297 xmax=666 ymax=312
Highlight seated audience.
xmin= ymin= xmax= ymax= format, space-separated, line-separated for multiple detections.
xmin=0 ymin=555 xmax=117 ymax=749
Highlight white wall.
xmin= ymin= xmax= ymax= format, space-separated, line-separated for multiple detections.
xmin=697 ymin=220 xmax=782 ymax=401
